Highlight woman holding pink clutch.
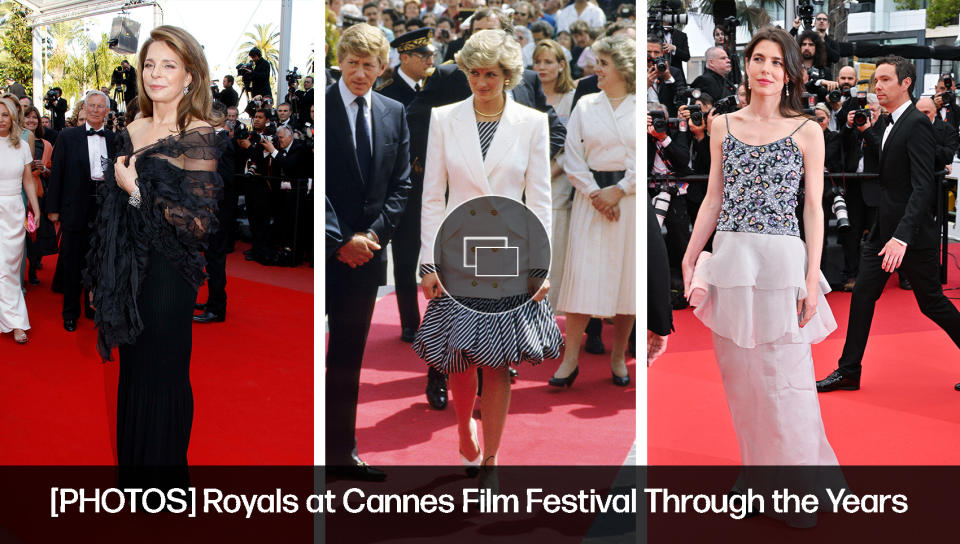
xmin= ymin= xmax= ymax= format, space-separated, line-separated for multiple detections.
xmin=0 ymin=95 xmax=41 ymax=344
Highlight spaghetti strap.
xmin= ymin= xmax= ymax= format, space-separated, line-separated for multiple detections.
xmin=725 ymin=113 xmax=731 ymax=134
xmin=789 ymin=118 xmax=811 ymax=136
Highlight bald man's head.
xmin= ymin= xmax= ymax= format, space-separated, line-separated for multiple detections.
xmin=917 ymin=97 xmax=937 ymax=122
xmin=838 ymin=66 xmax=857 ymax=89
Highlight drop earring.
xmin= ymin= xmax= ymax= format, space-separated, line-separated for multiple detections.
xmin=785 ymin=82 xmax=790 ymax=97
xmin=183 ymin=86 xmax=189 ymax=95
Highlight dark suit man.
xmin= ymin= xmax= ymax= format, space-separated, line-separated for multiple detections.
xmin=646 ymin=38 xmax=687 ymax=117
xmin=46 ymin=91 xmax=115 ymax=332
xmin=662 ymin=26 xmax=690 ymax=71
xmin=265 ymin=126 xmax=312 ymax=257
xmin=326 ymin=23 xmax=411 ymax=481
xmin=648 ymin=104 xmax=692 ymax=287
xmin=377 ymin=28 xmax=436 ymax=348
xmin=5 ymin=78 xmax=26 ymax=99
xmin=217 ymin=75 xmax=240 ymax=109
xmin=819 ymin=58 xmax=960 ymax=392
xmin=117 ymin=60 xmax=137 ymax=104
xmin=237 ymin=110 xmax=277 ymax=263
xmin=934 ymin=75 xmax=960 ymax=133
xmin=917 ymin=97 xmax=960 ymax=172
xmin=691 ymin=47 xmax=735 ymax=102
xmin=246 ymin=48 xmax=272 ymax=99
xmin=298 ymin=76 xmax=314 ymax=123
xmin=195 ymin=105 xmax=236 ymax=324
xmin=43 ymin=89 xmax=68 ymax=131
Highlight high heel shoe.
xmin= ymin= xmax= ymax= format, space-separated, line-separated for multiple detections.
xmin=459 ymin=419 xmax=481 ymax=477
xmin=13 ymin=329 xmax=27 ymax=344
xmin=611 ymin=371 xmax=630 ymax=387
xmin=478 ymin=456 xmax=499 ymax=494
xmin=548 ymin=366 xmax=579 ymax=388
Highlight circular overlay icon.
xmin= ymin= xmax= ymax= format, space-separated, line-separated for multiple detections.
xmin=433 ymin=195 xmax=551 ymax=314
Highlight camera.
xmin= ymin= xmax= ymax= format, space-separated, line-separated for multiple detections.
xmin=649 ymin=110 xmax=679 ymax=133
xmin=797 ymin=0 xmax=823 ymax=29
xmin=806 ymin=66 xmax=823 ymax=83
xmin=830 ymin=184 xmax=850 ymax=232
xmin=713 ymin=94 xmax=740 ymax=115
xmin=943 ymin=75 xmax=953 ymax=89
xmin=721 ymin=15 xmax=739 ymax=35
xmin=650 ymin=183 xmax=679 ymax=228
xmin=853 ymin=109 xmax=872 ymax=127
xmin=235 ymin=122 xmax=250 ymax=141
xmin=286 ymin=67 xmax=302 ymax=86
xmin=674 ymin=85 xmax=701 ymax=107
xmin=687 ymin=104 xmax=704 ymax=127
xmin=940 ymin=91 xmax=956 ymax=108
xmin=649 ymin=56 xmax=668 ymax=74
xmin=801 ymin=92 xmax=817 ymax=116
xmin=236 ymin=61 xmax=254 ymax=75
xmin=647 ymin=0 xmax=686 ymax=42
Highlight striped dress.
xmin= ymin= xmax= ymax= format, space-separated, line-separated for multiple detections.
xmin=412 ymin=120 xmax=563 ymax=374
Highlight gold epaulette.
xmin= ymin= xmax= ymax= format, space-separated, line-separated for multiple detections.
xmin=375 ymin=79 xmax=393 ymax=92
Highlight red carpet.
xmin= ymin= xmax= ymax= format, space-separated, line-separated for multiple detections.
xmin=649 ymin=245 xmax=960 ymax=465
xmin=0 ymin=243 xmax=313 ymax=465
xmin=342 ymin=293 xmax=636 ymax=466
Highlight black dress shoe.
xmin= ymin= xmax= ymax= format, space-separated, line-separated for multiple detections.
xmin=816 ymin=369 xmax=860 ymax=392
xmin=193 ymin=311 xmax=225 ymax=323
xmin=194 ymin=303 xmax=206 ymax=311
xmin=426 ymin=368 xmax=448 ymax=410
xmin=327 ymin=461 xmax=386 ymax=482
xmin=899 ymin=275 xmax=912 ymax=290
xmin=955 ymin=382 xmax=960 ymax=392
xmin=400 ymin=327 xmax=416 ymax=343
xmin=548 ymin=367 xmax=579 ymax=388
xmin=64 ymin=319 xmax=77 ymax=332
xmin=612 ymin=372 xmax=630 ymax=387
xmin=584 ymin=334 xmax=605 ymax=355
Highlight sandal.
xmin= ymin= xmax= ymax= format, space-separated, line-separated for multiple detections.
xmin=13 ymin=329 xmax=27 ymax=344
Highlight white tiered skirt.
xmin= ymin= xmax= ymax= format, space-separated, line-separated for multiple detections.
xmin=693 ymin=231 xmax=838 ymax=466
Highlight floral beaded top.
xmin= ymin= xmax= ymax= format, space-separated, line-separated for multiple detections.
xmin=717 ymin=115 xmax=808 ymax=237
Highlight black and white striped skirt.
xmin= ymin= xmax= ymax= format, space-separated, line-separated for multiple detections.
xmin=412 ymin=294 xmax=563 ymax=374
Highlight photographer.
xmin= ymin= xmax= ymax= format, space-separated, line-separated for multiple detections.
xmin=677 ymin=93 xmax=716 ymax=225
xmin=237 ymin=108 xmax=278 ymax=263
xmin=216 ymin=75 xmax=240 ymax=109
xmin=647 ymin=36 xmax=685 ymax=116
xmin=648 ymin=101 xmax=692 ymax=297
xmin=933 ymin=74 xmax=960 ymax=133
xmin=261 ymin=125 xmax=313 ymax=264
xmin=691 ymin=46 xmax=734 ymax=102
xmin=791 ymin=10 xmax=840 ymax=64
xmin=283 ymin=68 xmax=304 ymax=113
xmin=434 ymin=16 xmax=456 ymax=63
xmin=295 ymin=75 xmax=313 ymax=123
xmin=240 ymin=47 xmax=272 ymax=99
xmin=42 ymin=87 xmax=68 ymax=130
xmin=116 ymin=59 xmax=137 ymax=104
xmin=798 ymin=30 xmax=833 ymax=88
xmin=838 ymin=96 xmax=883 ymax=291
xmin=822 ymin=66 xmax=859 ymax=132
xmin=917 ymin=97 xmax=958 ymax=175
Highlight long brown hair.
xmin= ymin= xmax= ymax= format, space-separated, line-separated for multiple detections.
xmin=24 ymin=105 xmax=44 ymax=139
xmin=137 ymin=25 xmax=212 ymax=133
xmin=532 ymin=39 xmax=575 ymax=94
xmin=743 ymin=26 xmax=804 ymax=117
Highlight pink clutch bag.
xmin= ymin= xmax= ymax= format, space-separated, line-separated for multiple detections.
xmin=688 ymin=251 xmax=712 ymax=307
xmin=25 ymin=210 xmax=37 ymax=233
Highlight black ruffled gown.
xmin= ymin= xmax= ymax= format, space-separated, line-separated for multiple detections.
xmin=85 ymin=126 xmax=224 ymax=467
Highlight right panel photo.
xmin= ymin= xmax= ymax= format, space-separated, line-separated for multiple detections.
xmin=648 ymin=2 xmax=960 ymax=533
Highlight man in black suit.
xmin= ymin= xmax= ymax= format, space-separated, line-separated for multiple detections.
xmin=297 ymin=76 xmax=314 ymax=124
xmin=43 ymin=87 xmax=68 ymax=131
xmin=646 ymin=37 xmax=686 ymax=117
xmin=4 ymin=77 xmax=26 ymax=99
xmin=691 ymin=46 xmax=734 ymax=102
xmin=264 ymin=126 xmax=312 ymax=261
xmin=648 ymin=102 xmax=692 ymax=292
xmin=406 ymin=12 xmax=566 ymax=408
xmin=662 ymin=25 xmax=690 ymax=71
xmin=117 ymin=60 xmax=137 ymax=104
xmin=195 ymin=101 xmax=236 ymax=324
xmin=216 ymin=75 xmax=240 ymax=109
xmin=917 ymin=97 xmax=959 ymax=173
xmin=933 ymin=75 xmax=960 ymax=133
xmin=46 ymin=91 xmax=115 ymax=332
xmin=818 ymin=57 xmax=960 ymax=392
xmin=377 ymin=28 xmax=435 ymax=348
xmin=237 ymin=109 xmax=277 ymax=264
xmin=326 ymin=23 xmax=411 ymax=480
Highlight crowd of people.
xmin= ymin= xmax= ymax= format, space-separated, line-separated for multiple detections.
xmin=325 ymin=0 xmax=636 ymax=481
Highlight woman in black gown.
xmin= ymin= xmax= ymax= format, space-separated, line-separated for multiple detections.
xmin=85 ymin=25 xmax=223 ymax=468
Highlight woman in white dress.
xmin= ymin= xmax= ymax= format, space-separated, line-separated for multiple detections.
xmin=551 ymin=35 xmax=636 ymax=387
xmin=681 ymin=27 xmax=838 ymax=468
xmin=414 ymin=30 xmax=562 ymax=472
xmin=533 ymin=39 xmax=576 ymax=306
xmin=0 ymin=96 xmax=41 ymax=344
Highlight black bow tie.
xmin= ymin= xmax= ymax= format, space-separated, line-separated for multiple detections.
xmin=86 ymin=128 xmax=105 ymax=137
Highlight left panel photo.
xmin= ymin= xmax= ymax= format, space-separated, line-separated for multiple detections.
xmin=0 ymin=0 xmax=315 ymax=469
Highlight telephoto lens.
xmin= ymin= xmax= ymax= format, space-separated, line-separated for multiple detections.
xmin=832 ymin=189 xmax=850 ymax=233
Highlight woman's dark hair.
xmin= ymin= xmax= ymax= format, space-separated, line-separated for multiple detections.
xmin=797 ymin=29 xmax=827 ymax=69
xmin=24 ymin=105 xmax=44 ymax=138
xmin=743 ymin=26 xmax=805 ymax=118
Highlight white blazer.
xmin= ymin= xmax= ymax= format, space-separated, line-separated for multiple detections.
xmin=420 ymin=95 xmax=552 ymax=298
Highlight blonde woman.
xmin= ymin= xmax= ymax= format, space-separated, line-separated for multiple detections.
xmin=85 ymin=26 xmax=223 ymax=467
xmin=0 ymin=96 xmax=41 ymax=343
xmin=414 ymin=30 xmax=562 ymax=472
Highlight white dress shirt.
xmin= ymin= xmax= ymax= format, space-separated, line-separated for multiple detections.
xmin=555 ymin=2 xmax=606 ymax=33
xmin=396 ymin=66 xmax=421 ymax=92
xmin=85 ymin=122 xmax=108 ymax=180
xmin=882 ymin=99 xmax=910 ymax=151
xmin=338 ymin=77 xmax=373 ymax=151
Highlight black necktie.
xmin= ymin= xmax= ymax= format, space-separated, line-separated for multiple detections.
xmin=415 ymin=82 xmax=421 ymax=92
xmin=354 ymin=95 xmax=372 ymax=184
xmin=86 ymin=128 xmax=105 ymax=137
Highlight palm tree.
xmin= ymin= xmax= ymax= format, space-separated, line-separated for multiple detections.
xmin=236 ymin=23 xmax=280 ymax=78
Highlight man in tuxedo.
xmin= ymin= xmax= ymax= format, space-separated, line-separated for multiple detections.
xmin=377 ymin=27 xmax=435 ymax=348
xmin=195 ymin=101 xmax=236 ymax=324
xmin=917 ymin=97 xmax=959 ymax=174
xmin=246 ymin=48 xmax=272 ymax=100
xmin=933 ymin=75 xmax=960 ymax=133
xmin=818 ymin=57 xmax=960 ymax=392
xmin=661 ymin=24 xmax=690 ymax=71
xmin=326 ymin=23 xmax=411 ymax=480
xmin=43 ymin=87 xmax=68 ymax=130
xmin=46 ymin=91 xmax=115 ymax=332
xmin=264 ymin=126 xmax=312 ymax=261
xmin=297 ymin=76 xmax=314 ymax=125
xmin=276 ymin=102 xmax=296 ymax=132
xmin=646 ymin=37 xmax=686 ymax=117
xmin=117 ymin=60 xmax=138 ymax=104
xmin=691 ymin=46 xmax=734 ymax=103
xmin=648 ymin=102 xmax=692 ymax=292
xmin=238 ymin=109 xmax=277 ymax=263
xmin=406 ymin=11 xmax=565 ymax=409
